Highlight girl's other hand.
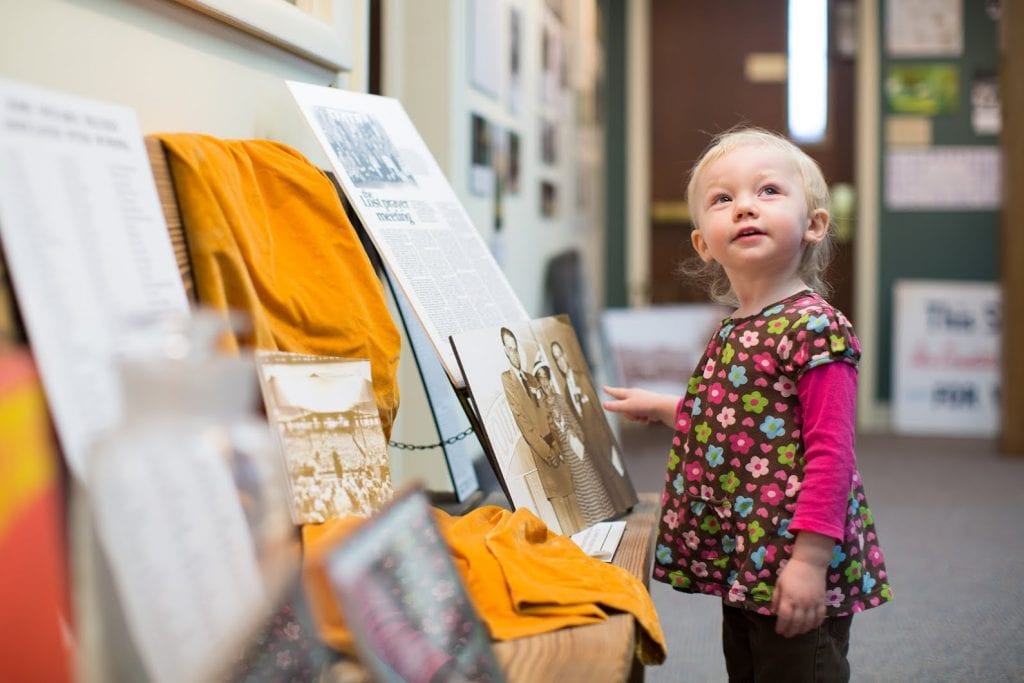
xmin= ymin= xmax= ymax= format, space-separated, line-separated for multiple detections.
xmin=771 ymin=531 xmax=832 ymax=638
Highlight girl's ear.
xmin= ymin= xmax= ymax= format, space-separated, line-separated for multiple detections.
xmin=691 ymin=227 xmax=714 ymax=262
xmin=803 ymin=209 xmax=829 ymax=245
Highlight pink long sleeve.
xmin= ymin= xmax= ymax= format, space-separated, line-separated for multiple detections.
xmin=788 ymin=361 xmax=857 ymax=542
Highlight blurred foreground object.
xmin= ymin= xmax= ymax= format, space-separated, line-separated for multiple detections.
xmin=82 ymin=310 xmax=296 ymax=683
xmin=0 ymin=350 xmax=73 ymax=682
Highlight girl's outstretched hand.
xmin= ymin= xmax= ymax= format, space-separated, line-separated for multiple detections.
xmin=602 ymin=386 xmax=679 ymax=429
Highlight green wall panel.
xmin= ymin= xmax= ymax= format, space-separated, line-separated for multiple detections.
xmin=875 ymin=0 xmax=1000 ymax=401
xmin=601 ymin=0 xmax=628 ymax=308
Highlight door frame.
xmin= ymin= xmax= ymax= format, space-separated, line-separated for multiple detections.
xmin=623 ymin=0 xmax=887 ymax=430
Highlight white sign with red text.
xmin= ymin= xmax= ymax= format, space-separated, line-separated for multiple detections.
xmin=892 ymin=280 xmax=1001 ymax=435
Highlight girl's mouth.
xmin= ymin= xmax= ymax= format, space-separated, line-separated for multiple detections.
xmin=733 ymin=227 xmax=765 ymax=241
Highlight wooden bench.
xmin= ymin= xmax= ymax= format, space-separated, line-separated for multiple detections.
xmin=492 ymin=493 xmax=658 ymax=683
xmin=145 ymin=137 xmax=660 ymax=683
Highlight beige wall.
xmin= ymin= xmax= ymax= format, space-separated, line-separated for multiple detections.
xmin=384 ymin=0 xmax=607 ymax=319
xmin=0 ymin=0 xmax=368 ymax=164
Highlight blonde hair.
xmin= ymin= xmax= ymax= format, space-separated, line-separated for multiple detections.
xmin=681 ymin=126 xmax=834 ymax=305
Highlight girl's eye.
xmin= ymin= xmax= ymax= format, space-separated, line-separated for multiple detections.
xmin=761 ymin=186 xmax=779 ymax=196
xmin=711 ymin=194 xmax=731 ymax=205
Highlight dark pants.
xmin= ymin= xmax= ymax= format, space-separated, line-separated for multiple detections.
xmin=722 ymin=604 xmax=852 ymax=683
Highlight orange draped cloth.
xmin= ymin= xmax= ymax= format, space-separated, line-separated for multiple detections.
xmin=302 ymin=506 xmax=667 ymax=667
xmin=152 ymin=133 xmax=400 ymax=436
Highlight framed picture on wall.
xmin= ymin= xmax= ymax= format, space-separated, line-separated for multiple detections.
xmin=168 ymin=0 xmax=355 ymax=71
xmin=505 ymin=130 xmax=521 ymax=194
xmin=470 ymin=113 xmax=495 ymax=196
xmin=541 ymin=119 xmax=557 ymax=166
xmin=540 ymin=23 xmax=564 ymax=105
xmin=885 ymin=63 xmax=959 ymax=115
xmin=508 ymin=6 xmax=523 ymax=114
xmin=540 ymin=181 xmax=558 ymax=218
xmin=469 ymin=0 xmax=502 ymax=98
xmin=885 ymin=0 xmax=962 ymax=57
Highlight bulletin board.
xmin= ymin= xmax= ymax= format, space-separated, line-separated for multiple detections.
xmin=875 ymin=0 xmax=1000 ymax=403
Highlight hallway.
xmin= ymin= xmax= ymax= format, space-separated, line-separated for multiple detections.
xmin=620 ymin=427 xmax=1024 ymax=682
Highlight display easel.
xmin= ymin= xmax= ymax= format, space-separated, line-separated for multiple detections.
xmin=451 ymin=381 xmax=513 ymax=505
xmin=338 ymin=188 xmax=510 ymax=513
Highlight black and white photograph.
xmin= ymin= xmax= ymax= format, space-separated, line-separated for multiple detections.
xmin=313 ymin=106 xmax=416 ymax=189
xmin=451 ymin=315 xmax=637 ymax=536
xmin=256 ymin=351 xmax=393 ymax=525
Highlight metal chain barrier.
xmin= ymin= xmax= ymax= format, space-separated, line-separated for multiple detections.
xmin=388 ymin=425 xmax=475 ymax=451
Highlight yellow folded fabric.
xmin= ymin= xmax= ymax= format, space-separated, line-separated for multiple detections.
xmin=152 ymin=133 xmax=400 ymax=437
xmin=443 ymin=506 xmax=667 ymax=666
xmin=301 ymin=505 xmax=667 ymax=666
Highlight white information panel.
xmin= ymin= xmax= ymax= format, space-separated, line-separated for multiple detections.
xmin=287 ymin=81 xmax=529 ymax=388
xmin=0 ymin=78 xmax=189 ymax=475
xmin=885 ymin=146 xmax=1001 ymax=211
xmin=0 ymin=79 xmax=281 ymax=683
xmin=892 ymin=280 xmax=1001 ymax=436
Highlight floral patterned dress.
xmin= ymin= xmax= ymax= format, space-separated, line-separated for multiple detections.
xmin=652 ymin=290 xmax=893 ymax=617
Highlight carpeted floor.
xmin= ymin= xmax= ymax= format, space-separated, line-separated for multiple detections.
xmin=618 ymin=425 xmax=1024 ymax=682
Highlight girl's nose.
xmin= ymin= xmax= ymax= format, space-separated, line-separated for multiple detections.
xmin=734 ymin=195 xmax=757 ymax=219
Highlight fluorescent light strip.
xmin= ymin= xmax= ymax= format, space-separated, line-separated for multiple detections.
xmin=788 ymin=0 xmax=829 ymax=143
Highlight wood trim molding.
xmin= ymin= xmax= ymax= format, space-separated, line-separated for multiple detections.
xmin=1000 ymin=1 xmax=1024 ymax=455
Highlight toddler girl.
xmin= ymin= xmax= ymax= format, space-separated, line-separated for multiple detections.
xmin=604 ymin=127 xmax=892 ymax=681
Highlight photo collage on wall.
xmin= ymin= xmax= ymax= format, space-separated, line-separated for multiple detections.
xmin=467 ymin=0 xmax=521 ymax=206
xmin=467 ymin=0 xmax=574 ymax=222
xmin=537 ymin=0 xmax=567 ymax=218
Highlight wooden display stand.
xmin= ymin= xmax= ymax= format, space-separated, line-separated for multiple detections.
xmin=145 ymin=138 xmax=660 ymax=682
xmin=492 ymin=493 xmax=658 ymax=683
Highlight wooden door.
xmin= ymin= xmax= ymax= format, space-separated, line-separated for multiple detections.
xmin=648 ymin=0 xmax=856 ymax=320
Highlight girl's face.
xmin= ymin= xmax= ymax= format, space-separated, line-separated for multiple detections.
xmin=690 ymin=145 xmax=827 ymax=284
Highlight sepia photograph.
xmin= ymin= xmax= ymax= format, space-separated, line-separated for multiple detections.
xmin=451 ymin=315 xmax=637 ymax=536
xmin=256 ymin=351 xmax=393 ymax=525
